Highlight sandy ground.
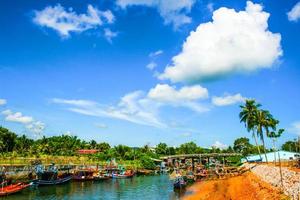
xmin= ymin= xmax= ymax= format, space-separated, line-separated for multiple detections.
xmin=183 ymin=172 xmax=289 ymax=200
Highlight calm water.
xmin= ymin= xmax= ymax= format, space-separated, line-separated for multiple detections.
xmin=2 ymin=175 xmax=188 ymax=200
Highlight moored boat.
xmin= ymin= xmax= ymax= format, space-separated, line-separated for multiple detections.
xmin=112 ymin=170 xmax=134 ymax=179
xmin=34 ymin=163 xmax=72 ymax=186
xmin=0 ymin=182 xmax=30 ymax=196
xmin=73 ymin=169 xmax=95 ymax=181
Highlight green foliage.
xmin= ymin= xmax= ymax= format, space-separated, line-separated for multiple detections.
xmin=155 ymin=143 xmax=168 ymax=155
xmin=140 ymin=156 xmax=156 ymax=169
xmin=282 ymin=139 xmax=300 ymax=152
xmin=177 ymin=142 xmax=200 ymax=154
xmin=0 ymin=127 xmax=17 ymax=153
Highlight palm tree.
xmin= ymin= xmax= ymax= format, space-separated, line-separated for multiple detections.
xmin=255 ymin=109 xmax=276 ymax=162
xmin=239 ymin=99 xmax=262 ymax=159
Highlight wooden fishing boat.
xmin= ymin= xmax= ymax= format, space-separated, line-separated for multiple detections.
xmin=112 ymin=171 xmax=134 ymax=179
xmin=33 ymin=163 xmax=72 ymax=186
xmin=93 ymin=174 xmax=110 ymax=181
xmin=33 ymin=173 xmax=72 ymax=186
xmin=73 ymin=169 xmax=95 ymax=181
xmin=0 ymin=182 xmax=30 ymax=196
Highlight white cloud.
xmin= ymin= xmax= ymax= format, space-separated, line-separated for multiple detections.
xmin=159 ymin=1 xmax=282 ymax=83
xmin=26 ymin=121 xmax=45 ymax=138
xmin=2 ymin=109 xmax=34 ymax=124
xmin=116 ymin=0 xmax=195 ymax=28
xmin=148 ymin=84 xmax=208 ymax=102
xmin=212 ymin=141 xmax=228 ymax=149
xmin=287 ymin=2 xmax=300 ymax=22
xmin=212 ymin=93 xmax=246 ymax=106
xmin=146 ymin=62 xmax=157 ymax=70
xmin=147 ymin=50 xmax=163 ymax=71
xmin=52 ymin=98 xmax=97 ymax=107
xmin=104 ymin=28 xmax=118 ymax=43
xmin=289 ymin=121 xmax=300 ymax=136
xmin=52 ymin=84 xmax=210 ymax=128
xmin=52 ymin=93 xmax=165 ymax=128
xmin=1 ymin=109 xmax=45 ymax=137
xmin=149 ymin=50 xmax=163 ymax=58
xmin=148 ymin=84 xmax=209 ymax=112
xmin=0 ymin=99 xmax=7 ymax=106
xmin=33 ymin=4 xmax=115 ymax=37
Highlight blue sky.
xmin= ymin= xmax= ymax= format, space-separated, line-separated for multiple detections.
xmin=0 ymin=0 xmax=300 ymax=148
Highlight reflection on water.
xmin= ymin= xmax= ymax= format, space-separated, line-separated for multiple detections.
xmin=1 ymin=175 xmax=187 ymax=200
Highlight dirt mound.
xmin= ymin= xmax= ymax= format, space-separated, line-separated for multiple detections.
xmin=183 ymin=172 xmax=289 ymax=200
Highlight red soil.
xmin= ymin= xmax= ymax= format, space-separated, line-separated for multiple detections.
xmin=183 ymin=173 xmax=289 ymax=200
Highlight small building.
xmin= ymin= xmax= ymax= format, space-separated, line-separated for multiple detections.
xmin=241 ymin=150 xmax=300 ymax=163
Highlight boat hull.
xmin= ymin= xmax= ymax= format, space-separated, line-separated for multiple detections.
xmin=112 ymin=174 xmax=134 ymax=179
xmin=72 ymin=176 xmax=94 ymax=181
xmin=0 ymin=183 xmax=30 ymax=196
xmin=34 ymin=175 xmax=72 ymax=186
xmin=93 ymin=176 xmax=110 ymax=181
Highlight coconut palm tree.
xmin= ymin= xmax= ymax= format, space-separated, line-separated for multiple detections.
xmin=239 ymin=99 xmax=262 ymax=159
xmin=255 ymin=109 xmax=277 ymax=162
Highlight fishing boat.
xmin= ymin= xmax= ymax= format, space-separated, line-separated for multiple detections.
xmin=173 ymin=177 xmax=186 ymax=189
xmin=93 ymin=174 xmax=110 ymax=181
xmin=0 ymin=182 xmax=30 ymax=196
xmin=111 ymin=170 xmax=134 ymax=179
xmin=73 ymin=169 xmax=95 ymax=181
xmin=93 ymin=170 xmax=110 ymax=181
xmin=33 ymin=163 xmax=72 ymax=186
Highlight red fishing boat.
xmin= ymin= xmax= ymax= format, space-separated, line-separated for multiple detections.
xmin=0 ymin=182 xmax=30 ymax=196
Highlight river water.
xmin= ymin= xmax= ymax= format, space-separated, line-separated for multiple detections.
xmin=2 ymin=175 xmax=189 ymax=200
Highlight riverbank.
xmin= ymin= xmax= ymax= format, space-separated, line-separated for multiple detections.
xmin=183 ymin=172 xmax=289 ymax=200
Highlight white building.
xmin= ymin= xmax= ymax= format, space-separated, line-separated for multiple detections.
xmin=241 ymin=150 xmax=300 ymax=163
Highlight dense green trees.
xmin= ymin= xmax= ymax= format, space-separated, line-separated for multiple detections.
xmin=282 ymin=139 xmax=300 ymax=152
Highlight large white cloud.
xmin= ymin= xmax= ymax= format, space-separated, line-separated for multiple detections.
xmin=116 ymin=0 xmax=195 ymax=28
xmin=0 ymin=99 xmax=6 ymax=106
xmin=33 ymin=4 xmax=115 ymax=37
xmin=159 ymin=1 xmax=282 ymax=83
xmin=287 ymin=2 xmax=300 ymax=22
xmin=212 ymin=93 xmax=246 ymax=106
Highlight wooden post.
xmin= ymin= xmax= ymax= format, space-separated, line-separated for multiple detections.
xmin=278 ymin=151 xmax=284 ymax=189
xmin=192 ymin=158 xmax=194 ymax=171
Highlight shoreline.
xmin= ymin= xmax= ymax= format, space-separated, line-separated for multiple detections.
xmin=183 ymin=172 xmax=289 ymax=200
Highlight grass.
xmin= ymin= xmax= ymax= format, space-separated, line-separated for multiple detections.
xmin=0 ymin=155 xmax=143 ymax=169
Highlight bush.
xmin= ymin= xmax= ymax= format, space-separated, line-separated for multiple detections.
xmin=140 ymin=156 xmax=156 ymax=169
